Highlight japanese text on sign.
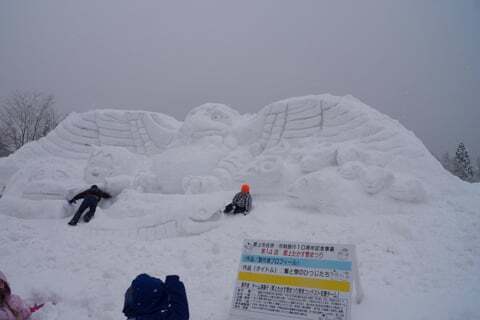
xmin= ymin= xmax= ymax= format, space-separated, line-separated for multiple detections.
xmin=230 ymin=240 xmax=354 ymax=320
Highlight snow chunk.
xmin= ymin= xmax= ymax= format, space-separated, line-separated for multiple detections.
xmin=387 ymin=176 xmax=427 ymax=203
xmin=359 ymin=167 xmax=395 ymax=195
xmin=338 ymin=161 xmax=366 ymax=180
xmin=287 ymin=171 xmax=351 ymax=214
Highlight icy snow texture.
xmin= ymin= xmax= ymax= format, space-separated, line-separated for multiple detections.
xmin=0 ymin=94 xmax=479 ymax=319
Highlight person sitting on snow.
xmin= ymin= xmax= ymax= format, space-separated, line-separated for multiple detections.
xmin=67 ymin=185 xmax=111 ymax=226
xmin=0 ymin=270 xmax=43 ymax=320
xmin=123 ymin=273 xmax=189 ymax=320
xmin=223 ymin=183 xmax=252 ymax=215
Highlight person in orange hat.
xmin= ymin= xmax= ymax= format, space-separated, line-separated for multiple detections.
xmin=223 ymin=184 xmax=252 ymax=215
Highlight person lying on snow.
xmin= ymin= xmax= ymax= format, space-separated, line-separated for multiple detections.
xmin=0 ymin=271 xmax=43 ymax=320
xmin=223 ymin=183 xmax=252 ymax=215
xmin=123 ymin=273 xmax=189 ymax=320
xmin=67 ymin=185 xmax=112 ymax=226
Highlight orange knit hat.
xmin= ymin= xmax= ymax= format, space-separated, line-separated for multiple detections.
xmin=241 ymin=184 xmax=250 ymax=193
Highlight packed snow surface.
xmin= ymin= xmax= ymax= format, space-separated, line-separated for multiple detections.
xmin=0 ymin=94 xmax=479 ymax=319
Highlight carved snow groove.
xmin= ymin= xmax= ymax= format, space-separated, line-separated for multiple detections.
xmin=286 ymin=111 xmax=323 ymax=123
xmin=323 ymin=113 xmax=368 ymax=131
xmin=284 ymin=116 xmax=322 ymax=131
xmin=97 ymin=113 xmax=131 ymax=131
xmin=283 ymin=127 xmax=320 ymax=139
xmin=359 ymin=130 xmax=398 ymax=144
xmin=62 ymin=120 xmax=99 ymax=140
xmin=286 ymin=103 xmax=319 ymax=115
xmin=56 ymin=124 xmax=96 ymax=146
xmin=260 ymin=101 xmax=324 ymax=149
xmin=85 ymin=217 xmax=220 ymax=241
xmin=40 ymin=138 xmax=85 ymax=159
xmin=323 ymin=105 xmax=350 ymax=121
xmin=78 ymin=114 xmax=98 ymax=130
xmin=323 ymin=111 xmax=364 ymax=127
xmin=46 ymin=131 xmax=91 ymax=154
xmin=85 ymin=221 xmax=178 ymax=241
xmin=142 ymin=114 xmax=173 ymax=154
xmin=286 ymin=108 xmax=322 ymax=122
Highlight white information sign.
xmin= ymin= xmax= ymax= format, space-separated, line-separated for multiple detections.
xmin=230 ymin=239 xmax=355 ymax=320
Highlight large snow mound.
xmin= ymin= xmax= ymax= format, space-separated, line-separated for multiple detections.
xmin=1 ymin=94 xmax=479 ymax=319
xmin=0 ymin=94 xmax=464 ymax=230
xmin=0 ymin=94 xmax=450 ymax=201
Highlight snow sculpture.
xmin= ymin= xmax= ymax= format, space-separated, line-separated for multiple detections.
xmin=152 ymin=103 xmax=262 ymax=194
xmin=0 ymin=94 xmax=438 ymax=237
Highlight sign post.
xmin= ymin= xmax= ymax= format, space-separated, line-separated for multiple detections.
xmin=230 ymin=239 xmax=359 ymax=320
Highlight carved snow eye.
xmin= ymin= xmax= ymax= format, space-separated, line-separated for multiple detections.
xmin=210 ymin=110 xmax=228 ymax=121
xmin=210 ymin=111 xmax=224 ymax=121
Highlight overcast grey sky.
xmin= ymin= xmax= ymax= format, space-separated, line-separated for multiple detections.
xmin=0 ymin=0 xmax=479 ymax=157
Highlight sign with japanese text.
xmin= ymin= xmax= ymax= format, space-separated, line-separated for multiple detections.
xmin=230 ymin=240 xmax=354 ymax=320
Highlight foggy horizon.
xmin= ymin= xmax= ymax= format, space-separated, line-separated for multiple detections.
xmin=1 ymin=0 xmax=479 ymax=157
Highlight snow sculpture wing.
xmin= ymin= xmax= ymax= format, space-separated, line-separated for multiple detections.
xmin=257 ymin=94 xmax=428 ymax=162
xmin=240 ymin=94 xmax=438 ymax=206
xmin=256 ymin=95 xmax=339 ymax=151
xmin=11 ymin=110 xmax=181 ymax=162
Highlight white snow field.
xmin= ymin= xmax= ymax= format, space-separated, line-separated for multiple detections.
xmin=0 ymin=94 xmax=479 ymax=319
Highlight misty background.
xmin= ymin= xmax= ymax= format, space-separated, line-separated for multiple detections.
xmin=0 ymin=0 xmax=478 ymax=157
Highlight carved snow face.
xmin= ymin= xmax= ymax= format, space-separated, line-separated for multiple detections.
xmin=180 ymin=103 xmax=239 ymax=140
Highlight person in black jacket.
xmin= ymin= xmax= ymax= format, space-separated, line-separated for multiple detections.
xmin=67 ymin=185 xmax=111 ymax=226
xmin=123 ymin=273 xmax=189 ymax=320
xmin=223 ymin=183 xmax=252 ymax=215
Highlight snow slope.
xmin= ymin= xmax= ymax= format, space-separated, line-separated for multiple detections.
xmin=0 ymin=94 xmax=479 ymax=320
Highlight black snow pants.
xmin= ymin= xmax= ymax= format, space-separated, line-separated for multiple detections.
xmin=223 ymin=203 xmax=247 ymax=214
xmin=69 ymin=195 xmax=99 ymax=224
